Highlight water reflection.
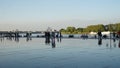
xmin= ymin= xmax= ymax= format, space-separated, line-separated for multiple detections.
xmin=118 ymin=40 xmax=120 ymax=48
xmin=2 ymin=36 xmax=120 ymax=49
xmin=104 ymin=39 xmax=120 ymax=49
xmin=6 ymin=37 xmax=20 ymax=42
xmin=44 ymin=31 xmax=62 ymax=48
xmin=14 ymin=37 xmax=19 ymax=42
xmin=0 ymin=33 xmax=62 ymax=48
xmin=113 ymin=32 xmax=116 ymax=42
xmin=26 ymin=37 xmax=32 ymax=42
xmin=0 ymin=37 xmax=4 ymax=42
xmin=51 ymin=32 xmax=56 ymax=48
xmin=106 ymin=43 xmax=109 ymax=47
xmin=0 ymin=37 xmax=32 ymax=42
xmin=51 ymin=38 xmax=56 ymax=48
xmin=56 ymin=32 xmax=62 ymax=42
xmin=1 ymin=37 xmax=120 ymax=68
xmin=98 ymin=39 xmax=102 ymax=45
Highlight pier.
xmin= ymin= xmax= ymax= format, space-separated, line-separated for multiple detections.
xmin=0 ymin=31 xmax=61 ymax=38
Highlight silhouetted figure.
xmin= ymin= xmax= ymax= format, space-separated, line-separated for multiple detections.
xmin=56 ymin=32 xmax=59 ymax=42
xmin=0 ymin=33 xmax=1 ymax=37
xmin=26 ymin=33 xmax=29 ymax=37
xmin=45 ymin=32 xmax=50 ymax=44
xmin=117 ymin=31 xmax=120 ymax=40
xmin=98 ymin=30 xmax=102 ymax=45
xmin=116 ymin=35 xmax=119 ymax=40
xmin=98 ymin=30 xmax=102 ymax=39
xmin=59 ymin=32 xmax=62 ymax=42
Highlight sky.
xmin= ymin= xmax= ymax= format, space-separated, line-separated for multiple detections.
xmin=0 ymin=0 xmax=120 ymax=31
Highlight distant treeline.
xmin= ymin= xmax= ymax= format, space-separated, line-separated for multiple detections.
xmin=60 ymin=23 xmax=120 ymax=34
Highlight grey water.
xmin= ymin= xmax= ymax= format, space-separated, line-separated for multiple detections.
xmin=0 ymin=38 xmax=120 ymax=68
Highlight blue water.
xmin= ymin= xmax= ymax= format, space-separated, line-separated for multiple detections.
xmin=0 ymin=38 xmax=120 ymax=68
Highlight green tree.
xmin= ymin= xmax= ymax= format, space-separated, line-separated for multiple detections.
xmin=76 ymin=28 xmax=83 ymax=33
xmin=59 ymin=23 xmax=120 ymax=34
xmin=115 ymin=23 xmax=120 ymax=31
xmin=86 ymin=24 xmax=104 ymax=32
xmin=60 ymin=28 xmax=66 ymax=33
xmin=66 ymin=26 xmax=76 ymax=34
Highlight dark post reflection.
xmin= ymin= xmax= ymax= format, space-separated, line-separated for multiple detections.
xmin=51 ymin=31 xmax=56 ymax=48
xmin=0 ymin=33 xmax=4 ymax=42
xmin=98 ymin=39 xmax=102 ymax=45
xmin=56 ymin=32 xmax=59 ymax=42
xmin=44 ymin=30 xmax=62 ymax=48
xmin=59 ymin=31 xmax=62 ymax=42
xmin=14 ymin=37 xmax=19 ymax=42
xmin=26 ymin=32 xmax=32 ymax=42
xmin=45 ymin=31 xmax=50 ymax=44
xmin=113 ymin=42 xmax=116 ymax=48
xmin=26 ymin=37 xmax=32 ymax=42
xmin=56 ymin=31 xmax=62 ymax=42
xmin=113 ymin=32 xmax=116 ymax=42
xmin=118 ymin=40 xmax=120 ymax=48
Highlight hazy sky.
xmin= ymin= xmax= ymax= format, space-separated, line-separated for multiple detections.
xmin=0 ymin=0 xmax=120 ymax=31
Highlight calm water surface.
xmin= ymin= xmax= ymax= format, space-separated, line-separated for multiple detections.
xmin=0 ymin=38 xmax=120 ymax=68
